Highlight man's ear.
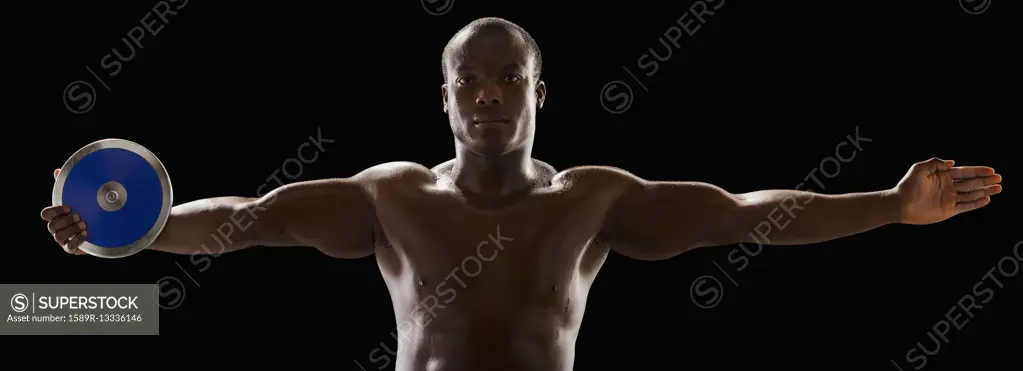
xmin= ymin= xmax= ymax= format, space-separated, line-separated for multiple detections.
xmin=535 ymin=80 xmax=546 ymax=109
xmin=441 ymin=84 xmax=449 ymax=113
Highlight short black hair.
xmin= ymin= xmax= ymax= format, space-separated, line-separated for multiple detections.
xmin=441 ymin=17 xmax=542 ymax=83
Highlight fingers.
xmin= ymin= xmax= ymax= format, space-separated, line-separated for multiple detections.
xmin=955 ymin=196 xmax=991 ymax=214
xmin=47 ymin=213 xmax=80 ymax=234
xmin=956 ymin=185 xmax=1002 ymax=203
xmin=953 ymin=174 xmax=1002 ymax=192
xmin=54 ymin=222 xmax=88 ymax=255
xmin=915 ymin=158 xmax=954 ymax=174
xmin=53 ymin=220 xmax=86 ymax=244
xmin=951 ymin=165 xmax=1001 ymax=214
xmin=40 ymin=205 xmax=70 ymax=221
xmin=45 ymin=167 xmax=87 ymax=255
xmin=63 ymin=231 xmax=89 ymax=255
xmin=945 ymin=166 xmax=996 ymax=180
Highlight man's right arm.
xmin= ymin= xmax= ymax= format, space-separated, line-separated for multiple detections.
xmin=44 ymin=168 xmax=381 ymax=259
xmin=151 ymin=176 xmax=377 ymax=258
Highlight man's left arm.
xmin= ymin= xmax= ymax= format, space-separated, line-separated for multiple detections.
xmin=597 ymin=158 xmax=1002 ymax=261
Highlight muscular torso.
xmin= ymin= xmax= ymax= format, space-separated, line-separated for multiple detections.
xmin=364 ymin=161 xmax=619 ymax=371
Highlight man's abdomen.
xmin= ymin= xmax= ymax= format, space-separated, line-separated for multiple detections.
xmin=394 ymin=306 xmax=580 ymax=371
xmin=386 ymin=238 xmax=592 ymax=371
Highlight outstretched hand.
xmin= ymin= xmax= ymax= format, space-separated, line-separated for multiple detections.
xmin=894 ymin=158 xmax=1003 ymax=225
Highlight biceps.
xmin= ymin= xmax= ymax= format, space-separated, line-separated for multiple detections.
xmin=603 ymin=181 xmax=746 ymax=259
xmin=242 ymin=180 xmax=376 ymax=258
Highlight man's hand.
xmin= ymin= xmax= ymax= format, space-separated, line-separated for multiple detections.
xmin=893 ymin=158 xmax=1003 ymax=225
xmin=43 ymin=168 xmax=89 ymax=255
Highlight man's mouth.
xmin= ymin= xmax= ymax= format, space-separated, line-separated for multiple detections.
xmin=472 ymin=119 xmax=509 ymax=126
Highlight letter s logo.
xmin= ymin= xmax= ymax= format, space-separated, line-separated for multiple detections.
xmin=11 ymin=293 xmax=28 ymax=313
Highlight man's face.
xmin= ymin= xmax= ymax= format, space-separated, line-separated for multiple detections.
xmin=442 ymin=29 xmax=546 ymax=155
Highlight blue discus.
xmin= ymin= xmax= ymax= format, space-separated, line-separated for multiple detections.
xmin=52 ymin=139 xmax=173 ymax=259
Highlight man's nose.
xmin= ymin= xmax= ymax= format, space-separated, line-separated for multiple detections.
xmin=475 ymin=83 xmax=503 ymax=106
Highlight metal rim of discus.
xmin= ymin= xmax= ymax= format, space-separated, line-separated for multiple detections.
xmin=51 ymin=139 xmax=174 ymax=259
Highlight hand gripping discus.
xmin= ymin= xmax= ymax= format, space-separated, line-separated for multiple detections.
xmin=52 ymin=139 xmax=173 ymax=258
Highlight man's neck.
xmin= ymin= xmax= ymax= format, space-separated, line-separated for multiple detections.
xmin=450 ymin=143 xmax=536 ymax=197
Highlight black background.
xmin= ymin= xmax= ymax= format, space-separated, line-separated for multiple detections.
xmin=12 ymin=0 xmax=1019 ymax=370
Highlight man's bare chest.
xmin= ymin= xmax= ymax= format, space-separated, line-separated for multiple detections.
xmin=372 ymin=188 xmax=613 ymax=280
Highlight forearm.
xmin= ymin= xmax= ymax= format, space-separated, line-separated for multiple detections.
xmin=734 ymin=189 xmax=902 ymax=246
xmin=148 ymin=197 xmax=268 ymax=255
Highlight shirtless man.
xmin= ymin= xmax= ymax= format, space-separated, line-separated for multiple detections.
xmin=41 ymin=17 xmax=1002 ymax=371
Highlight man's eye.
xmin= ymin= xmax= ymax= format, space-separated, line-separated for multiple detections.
xmin=504 ymin=75 xmax=522 ymax=83
xmin=457 ymin=77 xmax=474 ymax=85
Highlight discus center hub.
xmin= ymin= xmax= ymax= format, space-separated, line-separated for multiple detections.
xmin=97 ymin=181 xmax=127 ymax=211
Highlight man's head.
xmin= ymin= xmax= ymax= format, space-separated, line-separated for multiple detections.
xmin=441 ymin=17 xmax=546 ymax=156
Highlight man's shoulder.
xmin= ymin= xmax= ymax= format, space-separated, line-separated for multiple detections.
xmin=545 ymin=166 xmax=645 ymax=203
xmin=552 ymin=165 xmax=641 ymax=189
xmin=353 ymin=161 xmax=437 ymax=185
xmin=263 ymin=162 xmax=433 ymax=203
